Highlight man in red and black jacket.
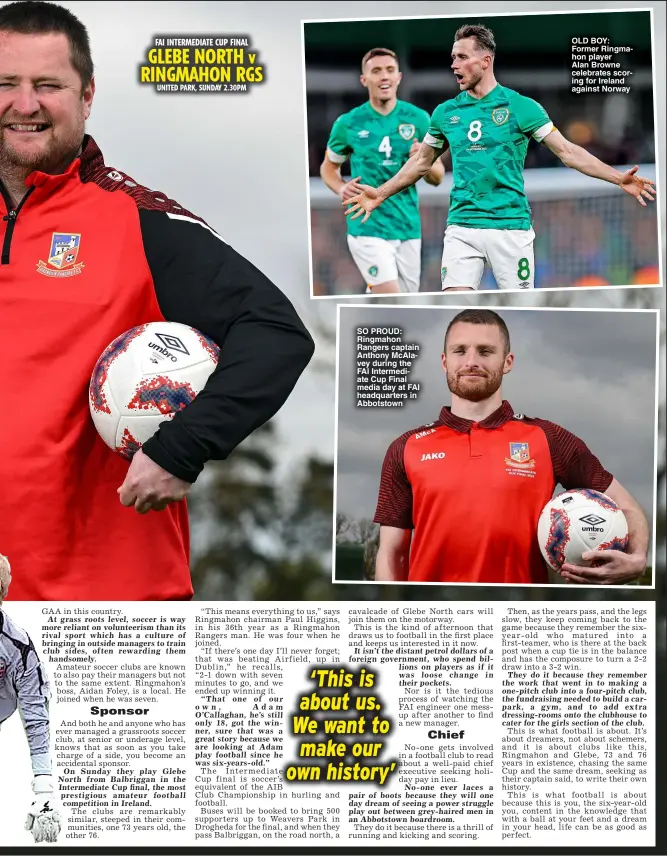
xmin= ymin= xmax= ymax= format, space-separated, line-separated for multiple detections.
xmin=373 ymin=309 xmax=649 ymax=585
xmin=0 ymin=2 xmax=314 ymax=600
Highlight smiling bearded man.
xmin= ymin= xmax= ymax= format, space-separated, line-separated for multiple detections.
xmin=0 ymin=27 xmax=90 ymax=181
xmin=372 ymin=308 xmax=649 ymax=586
xmin=0 ymin=0 xmax=313 ymax=600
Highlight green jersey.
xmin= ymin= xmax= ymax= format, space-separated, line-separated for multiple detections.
xmin=425 ymin=85 xmax=552 ymax=230
xmin=327 ymin=100 xmax=430 ymax=241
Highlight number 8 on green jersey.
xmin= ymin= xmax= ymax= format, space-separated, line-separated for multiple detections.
xmin=424 ymin=84 xmax=554 ymax=290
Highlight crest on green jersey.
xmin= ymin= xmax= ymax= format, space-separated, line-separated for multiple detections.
xmin=398 ymin=123 xmax=416 ymax=140
xmin=492 ymin=108 xmax=510 ymax=125
xmin=368 ymin=265 xmax=378 ymax=277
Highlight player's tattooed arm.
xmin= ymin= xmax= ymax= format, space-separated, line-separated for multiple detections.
xmin=375 ymin=526 xmax=413 ymax=582
xmin=320 ymin=154 xmax=363 ymax=202
xmin=410 ymin=140 xmax=445 ymax=187
xmin=346 ymin=141 xmax=441 ymax=223
xmin=542 ymin=129 xmax=656 ymax=207
xmin=560 ymin=478 xmax=649 ymax=585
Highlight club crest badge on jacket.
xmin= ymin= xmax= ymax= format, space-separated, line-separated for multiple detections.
xmin=37 ymin=233 xmax=85 ymax=277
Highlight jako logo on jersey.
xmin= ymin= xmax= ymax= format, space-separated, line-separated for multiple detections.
xmin=492 ymin=108 xmax=510 ymax=125
xmin=415 ymin=428 xmax=437 ymax=440
xmin=421 ymin=452 xmax=445 ymax=461
xmin=398 ymin=123 xmax=416 ymax=140
xmin=37 ymin=232 xmax=84 ymax=278
xmin=358 ymin=130 xmax=370 ymax=138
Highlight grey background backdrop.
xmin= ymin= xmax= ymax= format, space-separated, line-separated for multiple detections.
xmin=337 ymin=308 xmax=658 ymax=536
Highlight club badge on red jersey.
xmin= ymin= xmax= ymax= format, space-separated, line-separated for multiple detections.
xmin=37 ymin=233 xmax=85 ymax=278
xmin=505 ymin=441 xmax=536 ymax=469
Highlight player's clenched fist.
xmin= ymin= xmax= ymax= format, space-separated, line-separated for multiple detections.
xmin=344 ymin=185 xmax=384 ymax=223
xmin=118 ymin=448 xmax=191 ymax=514
xmin=618 ymin=165 xmax=656 ymax=207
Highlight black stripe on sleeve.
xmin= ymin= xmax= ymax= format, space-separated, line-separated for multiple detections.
xmin=138 ymin=210 xmax=314 ymax=482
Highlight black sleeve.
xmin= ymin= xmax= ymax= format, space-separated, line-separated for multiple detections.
xmin=138 ymin=210 xmax=314 ymax=483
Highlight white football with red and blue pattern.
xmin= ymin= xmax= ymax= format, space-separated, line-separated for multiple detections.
xmin=89 ymin=322 xmax=219 ymax=460
xmin=537 ymin=489 xmax=629 ymax=573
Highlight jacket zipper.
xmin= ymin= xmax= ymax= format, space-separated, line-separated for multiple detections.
xmin=1 ymin=181 xmax=35 ymax=265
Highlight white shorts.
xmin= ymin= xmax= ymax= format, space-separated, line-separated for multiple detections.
xmin=347 ymin=236 xmax=421 ymax=294
xmin=441 ymin=225 xmax=535 ymax=291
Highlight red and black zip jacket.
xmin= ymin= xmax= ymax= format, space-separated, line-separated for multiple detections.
xmin=374 ymin=401 xmax=613 ymax=584
xmin=0 ymin=135 xmax=314 ymax=601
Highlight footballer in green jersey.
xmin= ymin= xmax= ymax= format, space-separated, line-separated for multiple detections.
xmin=346 ymin=25 xmax=655 ymax=291
xmin=321 ymin=47 xmax=444 ymax=295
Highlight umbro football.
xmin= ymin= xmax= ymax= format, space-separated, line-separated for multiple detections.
xmin=537 ymin=489 xmax=629 ymax=574
xmin=89 ymin=322 xmax=219 ymax=459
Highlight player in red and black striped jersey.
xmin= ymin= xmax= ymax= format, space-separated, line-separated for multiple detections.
xmin=374 ymin=309 xmax=649 ymax=585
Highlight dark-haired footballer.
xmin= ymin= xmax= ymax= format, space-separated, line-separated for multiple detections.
xmin=373 ymin=309 xmax=648 ymax=584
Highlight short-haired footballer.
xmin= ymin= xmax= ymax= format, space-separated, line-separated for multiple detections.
xmin=346 ymin=24 xmax=655 ymax=291
xmin=373 ymin=309 xmax=649 ymax=584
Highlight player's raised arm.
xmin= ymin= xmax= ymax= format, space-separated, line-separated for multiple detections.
xmin=424 ymin=156 xmax=445 ymax=187
xmin=375 ymin=526 xmax=412 ymax=581
xmin=409 ymin=140 xmax=445 ymax=187
xmin=345 ymin=140 xmax=441 ymax=223
xmin=542 ymin=129 xmax=656 ymax=206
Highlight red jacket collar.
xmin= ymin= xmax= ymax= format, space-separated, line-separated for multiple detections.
xmin=23 ymin=135 xmax=104 ymax=192
xmin=438 ymin=400 xmax=515 ymax=432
